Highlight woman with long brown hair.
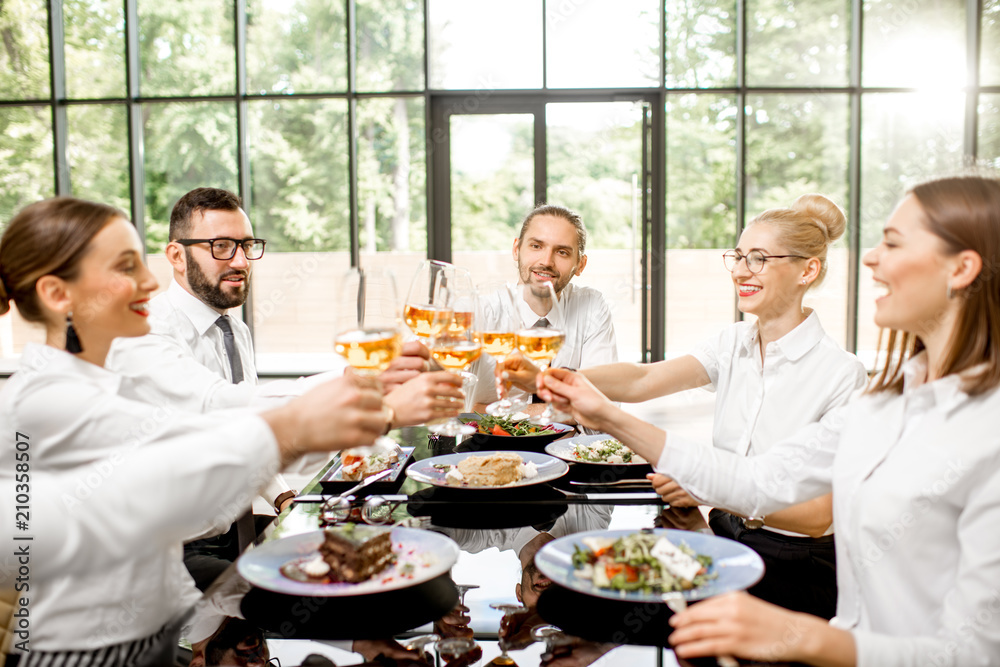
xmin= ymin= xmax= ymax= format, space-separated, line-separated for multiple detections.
xmin=541 ymin=175 xmax=1000 ymax=666
xmin=0 ymin=197 xmax=387 ymax=664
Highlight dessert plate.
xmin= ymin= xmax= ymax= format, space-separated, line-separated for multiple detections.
xmin=405 ymin=451 xmax=568 ymax=489
xmin=237 ymin=526 xmax=459 ymax=596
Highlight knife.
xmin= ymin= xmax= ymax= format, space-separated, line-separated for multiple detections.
xmin=568 ymin=479 xmax=653 ymax=487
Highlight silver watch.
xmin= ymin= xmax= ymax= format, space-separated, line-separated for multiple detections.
xmin=743 ymin=515 xmax=765 ymax=529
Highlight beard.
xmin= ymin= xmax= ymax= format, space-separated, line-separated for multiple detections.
xmin=518 ymin=261 xmax=573 ymax=296
xmin=186 ymin=250 xmax=250 ymax=310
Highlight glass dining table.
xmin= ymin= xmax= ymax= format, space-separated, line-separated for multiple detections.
xmin=179 ymin=425 xmax=781 ymax=667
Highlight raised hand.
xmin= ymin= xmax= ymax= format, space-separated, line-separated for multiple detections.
xmin=379 ymin=340 xmax=432 ymax=391
xmin=385 ymin=370 xmax=465 ymax=427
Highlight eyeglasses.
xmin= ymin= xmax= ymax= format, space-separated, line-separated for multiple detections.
xmin=722 ymin=249 xmax=807 ymax=274
xmin=176 ymin=237 xmax=266 ymax=260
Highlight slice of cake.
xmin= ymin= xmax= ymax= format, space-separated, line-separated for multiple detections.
xmin=455 ymin=452 xmax=525 ymax=486
xmin=319 ymin=523 xmax=395 ymax=583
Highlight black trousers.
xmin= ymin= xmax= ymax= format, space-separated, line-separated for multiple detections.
xmin=183 ymin=514 xmax=273 ymax=591
xmin=709 ymin=510 xmax=838 ymax=619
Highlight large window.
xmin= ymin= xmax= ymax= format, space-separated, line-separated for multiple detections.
xmin=1 ymin=0 xmax=998 ymax=372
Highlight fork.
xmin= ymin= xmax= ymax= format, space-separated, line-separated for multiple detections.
xmin=662 ymin=592 xmax=739 ymax=667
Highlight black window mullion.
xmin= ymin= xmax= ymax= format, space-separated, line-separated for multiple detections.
xmin=846 ymin=0 xmax=863 ymax=354
xmin=348 ymin=0 xmax=360 ymax=267
xmin=47 ymin=0 xmax=69 ymax=195
xmin=964 ymin=0 xmax=982 ymax=157
xmin=734 ymin=0 xmax=747 ymax=323
xmin=124 ymin=0 xmax=145 ymax=249
xmin=235 ymin=0 xmax=255 ymax=336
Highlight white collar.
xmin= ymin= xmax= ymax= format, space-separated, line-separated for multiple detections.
xmin=901 ymin=351 xmax=976 ymax=415
xmin=20 ymin=342 xmax=122 ymax=393
xmin=513 ymin=282 xmax=574 ymax=329
xmin=739 ymin=309 xmax=825 ymax=361
xmin=166 ymin=279 xmax=232 ymax=336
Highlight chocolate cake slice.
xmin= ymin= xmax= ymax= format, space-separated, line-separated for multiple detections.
xmin=319 ymin=523 xmax=395 ymax=583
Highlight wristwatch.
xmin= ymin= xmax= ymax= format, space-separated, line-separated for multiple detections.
xmin=273 ymin=490 xmax=297 ymax=513
xmin=742 ymin=515 xmax=765 ymax=529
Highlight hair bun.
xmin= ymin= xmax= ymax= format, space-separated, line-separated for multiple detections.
xmin=0 ymin=277 xmax=10 ymax=317
xmin=792 ymin=194 xmax=846 ymax=243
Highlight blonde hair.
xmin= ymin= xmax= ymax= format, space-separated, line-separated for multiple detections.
xmin=748 ymin=194 xmax=846 ymax=289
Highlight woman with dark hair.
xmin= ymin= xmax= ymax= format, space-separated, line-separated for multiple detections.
xmin=540 ymin=175 xmax=1000 ymax=666
xmin=0 ymin=197 xmax=388 ymax=664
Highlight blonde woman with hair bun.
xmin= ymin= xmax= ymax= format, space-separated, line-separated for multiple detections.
xmin=520 ymin=193 xmax=867 ymax=619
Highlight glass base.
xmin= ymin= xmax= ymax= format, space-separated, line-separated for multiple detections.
xmin=529 ymin=406 xmax=571 ymax=426
xmin=485 ymin=395 xmax=529 ymax=417
xmin=429 ymin=418 xmax=476 ymax=437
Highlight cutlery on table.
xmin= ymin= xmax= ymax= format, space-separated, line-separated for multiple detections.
xmin=568 ymin=479 xmax=653 ymax=487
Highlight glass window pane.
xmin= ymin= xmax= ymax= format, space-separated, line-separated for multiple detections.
xmin=665 ymin=0 xmax=736 ymax=88
xmin=980 ymin=94 xmax=1000 ymax=168
xmin=0 ymin=106 xmax=53 ymax=224
xmin=64 ymin=0 xmax=125 ymax=99
xmin=862 ymin=0 xmax=965 ymax=88
xmin=247 ymin=99 xmax=349 ymax=369
xmin=138 ymin=0 xmax=235 ymax=97
xmin=142 ymin=101 xmax=238 ymax=252
xmin=984 ymin=0 xmax=1000 ymax=85
xmin=246 ymin=0 xmax=347 ymax=95
xmin=858 ymin=91 xmax=965 ymax=362
xmin=0 ymin=0 xmax=50 ymax=100
xmin=428 ymin=0 xmax=542 ymax=89
xmin=666 ymin=94 xmax=737 ymax=355
xmin=247 ymin=99 xmax=349 ymax=252
xmin=546 ymin=102 xmax=644 ymax=361
xmin=356 ymin=0 xmax=424 ymax=92
xmin=67 ymin=104 xmax=129 ymax=212
xmin=450 ymin=114 xmax=534 ymax=254
xmin=357 ymin=97 xmax=426 ymax=254
xmin=547 ymin=0 xmax=659 ymax=89
xmin=746 ymin=93 xmax=850 ymax=347
xmin=747 ymin=0 xmax=850 ymax=87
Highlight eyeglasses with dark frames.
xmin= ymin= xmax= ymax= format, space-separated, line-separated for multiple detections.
xmin=722 ymin=249 xmax=807 ymax=274
xmin=176 ymin=237 xmax=267 ymax=260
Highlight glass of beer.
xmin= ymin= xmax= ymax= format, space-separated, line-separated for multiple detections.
xmin=512 ymin=281 xmax=571 ymax=425
xmin=333 ymin=266 xmax=402 ymax=444
xmin=403 ymin=259 xmax=455 ymax=342
xmin=475 ymin=280 xmax=528 ymax=416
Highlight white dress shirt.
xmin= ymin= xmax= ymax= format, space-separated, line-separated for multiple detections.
xmin=0 ymin=343 xmax=281 ymax=650
xmin=471 ymin=282 xmax=618 ymax=403
xmin=691 ymin=310 xmax=867 ymax=536
xmin=106 ymin=280 xmax=341 ymax=504
xmin=655 ymin=352 xmax=1000 ymax=666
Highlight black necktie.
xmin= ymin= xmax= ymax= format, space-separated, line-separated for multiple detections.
xmin=215 ymin=315 xmax=254 ymax=551
xmin=533 ymin=317 xmax=550 ymax=329
xmin=215 ymin=316 xmax=244 ymax=384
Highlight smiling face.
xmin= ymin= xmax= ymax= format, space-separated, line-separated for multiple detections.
xmin=513 ymin=214 xmax=587 ymax=297
xmin=67 ymin=217 xmax=159 ymax=351
xmin=863 ymin=195 xmax=957 ymax=337
xmin=174 ymin=208 xmax=254 ymax=311
xmin=731 ymin=222 xmax=809 ymax=321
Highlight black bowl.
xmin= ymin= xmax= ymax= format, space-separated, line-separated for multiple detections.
xmin=455 ymin=413 xmax=573 ymax=452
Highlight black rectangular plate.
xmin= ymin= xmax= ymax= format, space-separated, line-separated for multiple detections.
xmin=317 ymin=446 xmax=415 ymax=495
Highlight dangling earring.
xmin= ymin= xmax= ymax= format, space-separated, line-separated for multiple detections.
xmin=946 ymin=283 xmax=954 ymax=300
xmin=65 ymin=311 xmax=84 ymax=354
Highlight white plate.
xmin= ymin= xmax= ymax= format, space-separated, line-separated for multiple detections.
xmin=237 ymin=526 xmax=459 ymax=596
xmin=545 ymin=434 xmax=651 ymax=466
xmin=405 ymin=450 xmax=568 ymax=488
xmin=535 ymin=528 xmax=764 ymax=602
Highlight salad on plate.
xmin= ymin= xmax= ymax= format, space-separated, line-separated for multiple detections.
xmin=572 ymin=532 xmax=715 ymax=593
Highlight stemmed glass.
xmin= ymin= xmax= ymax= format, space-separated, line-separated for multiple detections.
xmin=490 ymin=602 xmax=529 ymax=666
xmin=475 ymin=280 xmax=529 ymax=417
xmin=512 ymin=281 xmax=570 ymax=425
xmin=428 ymin=271 xmax=482 ymax=437
xmin=333 ymin=266 xmax=402 ymax=448
xmin=403 ymin=259 xmax=455 ymax=343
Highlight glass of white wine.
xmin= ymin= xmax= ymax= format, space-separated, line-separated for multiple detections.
xmin=333 ymin=266 xmax=402 ymax=445
xmin=428 ymin=269 xmax=483 ymax=437
xmin=403 ymin=259 xmax=455 ymax=342
xmin=512 ymin=281 xmax=571 ymax=425
xmin=475 ymin=280 xmax=528 ymax=417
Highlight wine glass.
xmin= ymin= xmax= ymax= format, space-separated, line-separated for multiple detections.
xmin=428 ymin=273 xmax=483 ymax=437
xmin=333 ymin=266 xmax=403 ymax=447
xmin=511 ymin=281 xmax=570 ymax=425
xmin=403 ymin=259 xmax=455 ymax=342
xmin=475 ymin=280 xmax=529 ymax=417
xmin=490 ymin=602 xmax=529 ymax=666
